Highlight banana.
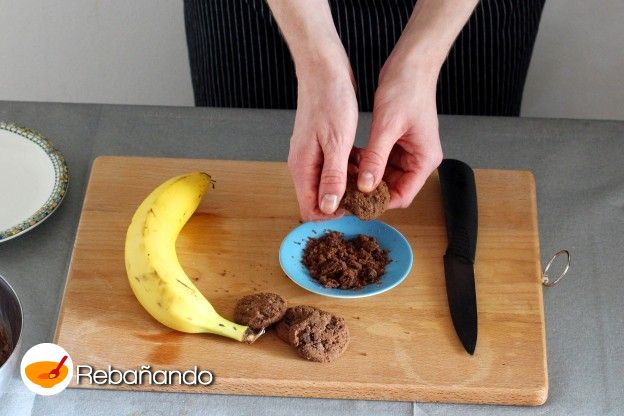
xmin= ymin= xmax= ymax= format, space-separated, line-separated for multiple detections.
xmin=125 ymin=172 xmax=262 ymax=343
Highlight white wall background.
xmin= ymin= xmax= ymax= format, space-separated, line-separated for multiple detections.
xmin=0 ymin=0 xmax=622 ymax=120
xmin=522 ymin=0 xmax=624 ymax=120
xmin=0 ymin=1 xmax=193 ymax=107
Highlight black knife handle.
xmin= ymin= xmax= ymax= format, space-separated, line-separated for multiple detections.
xmin=438 ymin=159 xmax=478 ymax=263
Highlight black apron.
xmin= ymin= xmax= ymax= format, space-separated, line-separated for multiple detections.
xmin=184 ymin=0 xmax=545 ymax=116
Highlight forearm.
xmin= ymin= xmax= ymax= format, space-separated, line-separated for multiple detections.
xmin=266 ymin=0 xmax=350 ymax=80
xmin=388 ymin=0 xmax=479 ymax=80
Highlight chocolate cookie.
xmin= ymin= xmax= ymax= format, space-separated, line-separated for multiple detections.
xmin=288 ymin=310 xmax=350 ymax=363
xmin=275 ymin=305 xmax=319 ymax=343
xmin=233 ymin=292 xmax=287 ymax=330
xmin=340 ymin=175 xmax=390 ymax=220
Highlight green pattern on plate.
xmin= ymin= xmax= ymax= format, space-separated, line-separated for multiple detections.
xmin=0 ymin=122 xmax=69 ymax=241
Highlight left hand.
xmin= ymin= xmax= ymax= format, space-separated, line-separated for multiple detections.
xmin=356 ymin=56 xmax=443 ymax=209
xmin=288 ymin=53 xmax=359 ymax=221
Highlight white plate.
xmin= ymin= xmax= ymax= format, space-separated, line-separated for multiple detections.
xmin=0 ymin=123 xmax=68 ymax=242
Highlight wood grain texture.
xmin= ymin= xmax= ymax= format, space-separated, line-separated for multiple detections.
xmin=54 ymin=156 xmax=547 ymax=405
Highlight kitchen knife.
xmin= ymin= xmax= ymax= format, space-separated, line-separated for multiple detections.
xmin=438 ymin=159 xmax=478 ymax=355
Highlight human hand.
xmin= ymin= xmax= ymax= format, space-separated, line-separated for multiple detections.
xmin=356 ymin=57 xmax=443 ymax=209
xmin=288 ymin=59 xmax=359 ymax=221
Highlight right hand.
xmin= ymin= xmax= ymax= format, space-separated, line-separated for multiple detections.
xmin=355 ymin=55 xmax=443 ymax=209
xmin=288 ymin=59 xmax=359 ymax=221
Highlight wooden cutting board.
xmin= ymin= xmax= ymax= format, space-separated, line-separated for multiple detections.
xmin=54 ymin=156 xmax=547 ymax=405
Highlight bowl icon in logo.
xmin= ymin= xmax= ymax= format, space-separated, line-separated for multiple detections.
xmin=21 ymin=343 xmax=73 ymax=395
xmin=25 ymin=355 xmax=69 ymax=388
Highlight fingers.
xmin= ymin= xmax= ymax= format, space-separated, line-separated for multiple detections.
xmin=358 ymin=117 xmax=404 ymax=193
xmin=288 ymin=138 xmax=349 ymax=221
xmin=288 ymin=141 xmax=323 ymax=221
xmin=349 ymin=146 xmax=362 ymax=165
xmin=386 ymin=170 xmax=430 ymax=209
xmin=384 ymin=150 xmax=443 ymax=209
xmin=348 ymin=146 xmax=361 ymax=176
xmin=317 ymin=140 xmax=352 ymax=215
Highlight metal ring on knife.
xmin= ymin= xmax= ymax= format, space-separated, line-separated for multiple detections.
xmin=542 ymin=250 xmax=571 ymax=287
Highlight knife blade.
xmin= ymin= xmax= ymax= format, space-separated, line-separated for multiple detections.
xmin=438 ymin=159 xmax=478 ymax=355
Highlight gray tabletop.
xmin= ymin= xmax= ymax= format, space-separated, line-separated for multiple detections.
xmin=0 ymin=101 xmax=622 ymax=416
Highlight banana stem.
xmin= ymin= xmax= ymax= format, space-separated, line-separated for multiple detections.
xmin=204 ymin=318 xmax=265 ymax=343
xmin=242 ymin=327 xmax=265 ymax=344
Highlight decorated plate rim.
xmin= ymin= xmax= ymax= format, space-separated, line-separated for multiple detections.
xmin=0 ymin=122 xmax=69 ymax=242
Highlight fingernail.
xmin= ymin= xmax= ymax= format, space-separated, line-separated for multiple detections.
xmin=320 ymin=194 xmax=338 ymax=214
xmin=358 ymin=171 xmax=374 ymax=192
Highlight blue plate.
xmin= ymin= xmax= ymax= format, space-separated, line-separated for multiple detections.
xmin=279 ymin=216 xmax=413 ymax=298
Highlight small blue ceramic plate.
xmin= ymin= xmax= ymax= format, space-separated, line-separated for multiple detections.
xmin=279 ymin=216 xmax=413 ymax=299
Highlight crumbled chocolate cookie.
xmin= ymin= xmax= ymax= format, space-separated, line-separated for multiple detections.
xmin=234 ymin=292 xmax=287 ymax=330
xmin=302 ymin=231 xmax=390 ymax=290
xmin=288 ymin=309 xmax=350 ymax=363
xmin=340 ymin=175 xmax=390 ymax=220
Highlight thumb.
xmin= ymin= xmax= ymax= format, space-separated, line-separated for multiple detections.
xmin=358 ymin=119 xmax=402 ymax=193
xmin=318 ymin=142 xmax=350 ymax=215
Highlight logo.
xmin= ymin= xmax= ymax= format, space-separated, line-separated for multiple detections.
xmin=20 ymin=343 xmax=73 ymax=396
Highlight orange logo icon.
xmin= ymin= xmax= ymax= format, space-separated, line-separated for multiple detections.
xmin=24 ymin=355 xmax=69 ymax=388
xmin=21 ymin=343 xmax=73 ymax=395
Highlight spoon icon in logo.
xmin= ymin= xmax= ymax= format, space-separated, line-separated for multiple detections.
xmin=37 ymin=355 xmax=68 ymax=380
